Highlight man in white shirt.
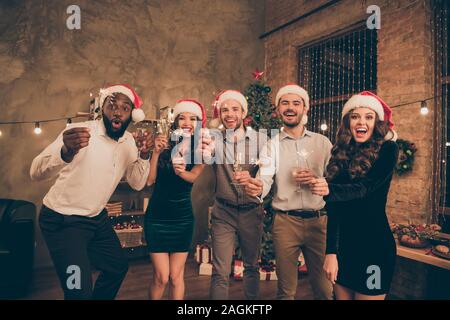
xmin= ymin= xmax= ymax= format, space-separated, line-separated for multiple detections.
xmin=30 ymin=84 xmax=151 ymax=300
xmin=244 ymin=84 xmax=332 ymax=300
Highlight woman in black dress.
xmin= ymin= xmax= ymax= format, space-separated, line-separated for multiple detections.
xmin=316 ymin=91 xmax=399 ymax=300
xmin=145 ymin=99 xmax=207 ymax=300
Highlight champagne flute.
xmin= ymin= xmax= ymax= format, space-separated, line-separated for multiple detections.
xmin=292 ymin=149 xmax=312 ymax=193
xmin=172 ymin=150 xmax=186 ymax=174
xmin=157 ymin=119 xmax=171 ymax=149
xmin=294 ymin=149 xmax=315 ymax=193
xmin=134 ymin=121 xmax=153 ymax=157
xmin=292 ymin=157 xmax=303 ymax=193
xmin=231 ymin=152 xmax=244 ymax=186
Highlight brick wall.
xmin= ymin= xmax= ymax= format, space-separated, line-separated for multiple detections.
xmin=265 ymin=0 xmax=330 ymax=32
xmin=264 ymin=0 xmax=434 ymax=224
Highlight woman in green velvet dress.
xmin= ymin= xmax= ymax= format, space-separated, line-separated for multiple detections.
xmin=145 ymin=99 xmax=207 ymax=300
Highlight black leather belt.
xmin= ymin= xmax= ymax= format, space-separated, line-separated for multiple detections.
xmin=216 ymin=198 xmax=260 ymax=210
xmin=276 ymin=209 xmax=327 ymax=219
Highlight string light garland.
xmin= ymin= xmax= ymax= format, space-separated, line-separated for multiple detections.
xmin=34 ymin=122 xmax=41 ymax=135
xmin=389 ymin=95 xmax=437 ymax=110
xmin=0 ymin=112 xmax=90 ymax=137
xmin=311 ymin=95 xmax=437 ymax=136
xmin=0 ymin=95 xmax=440 ymax=139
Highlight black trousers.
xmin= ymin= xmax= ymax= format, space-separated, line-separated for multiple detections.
xmin=39 ymin=205 xmax=128 ymax=300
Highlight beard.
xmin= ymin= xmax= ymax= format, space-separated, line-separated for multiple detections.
xmin=234 ymin=118 xmax=243 ymax=131
xmin=102 ymin=113 xmax=132 ymax=140
xmin=283 ymin=118 xmax=301 ymax=127
xmin=282 ymin=111 xmax=303 ymax=128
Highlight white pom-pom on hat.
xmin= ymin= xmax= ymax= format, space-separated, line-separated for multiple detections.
xmin=97 ymin=84 xmax=145 ymax=123
xmin=132 ymin=108 xmax=146 ymax=123
xmin=209 ymin=118 xmax=222 ymax=128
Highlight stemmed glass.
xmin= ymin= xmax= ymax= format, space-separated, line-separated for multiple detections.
xmin=231 ymin=152 xmax=244 ymax=186
xmin=157 ymin=119 xmax=171 ymax=149
xmin=134 ymin=120 xmax=154 ymax=157
xmin=292 ymin=149 xmax=313 ymax=193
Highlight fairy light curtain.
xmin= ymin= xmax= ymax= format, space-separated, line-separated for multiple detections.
xmin=298 ymin=26 xmax=377 ymax=144
xmin=433 ymin=0 xmax=449 ymax=215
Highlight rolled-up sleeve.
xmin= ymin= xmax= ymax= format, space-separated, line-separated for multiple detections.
xmin=30 ymin=130 xmax=69 ymax=181
xmin=125 ymin=154 xmax=150 ymax=191
xmin=257 ymin=140 xmax=277 ymax=199
xmin=323 ymin=138 xmax=333 ymax=171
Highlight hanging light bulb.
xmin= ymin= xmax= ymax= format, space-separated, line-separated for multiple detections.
xmin=420 ymin=101 xmax=429 ymax=116
xmin=320 ymin=122 xmax=328 ymax=131
xmin=66 ymin=118 xmax=72 ymax=127
xmin=34 ymin=122 xmax=42 ymax=135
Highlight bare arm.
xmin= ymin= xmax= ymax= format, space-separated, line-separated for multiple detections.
xmin=146 ymin=136 xmax=168 ymax=186
xmin=176 ymin=164 xmax=205 ymax=184
xmin=146 ymin=152 xmax=160 ymax=186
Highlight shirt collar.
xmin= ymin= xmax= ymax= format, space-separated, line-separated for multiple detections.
xmin=280 ymin=127 xmax=312 ymax=140
xmin=96 ymin=119 xmax=128 ymax=143
xmin=222 ymin=127 xmax=253 ymax=143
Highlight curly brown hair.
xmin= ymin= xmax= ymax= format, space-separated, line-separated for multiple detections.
xmin=326 ymin=112 xmax=390 ymax=181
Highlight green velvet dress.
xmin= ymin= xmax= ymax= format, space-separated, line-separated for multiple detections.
xmin=144 ymin=146 xmax=195 ymax=253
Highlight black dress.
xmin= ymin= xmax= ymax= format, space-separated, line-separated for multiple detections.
xmin=144 ymin=143 xmax=195 ymax=253
xmin=325 ymin=140 xmax=399 ymax=296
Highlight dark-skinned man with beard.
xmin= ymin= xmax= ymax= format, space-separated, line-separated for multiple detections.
xmin=243 ymin=84 xmax=333 ymax=300
xmin=30 ymin=84 xmax=151 ymax=300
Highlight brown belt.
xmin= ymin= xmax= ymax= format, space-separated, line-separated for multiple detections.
xmin=276 ymin=209 xmax=327 ymax=219
xmin=216 ymin=198 xmax=260 ymax=210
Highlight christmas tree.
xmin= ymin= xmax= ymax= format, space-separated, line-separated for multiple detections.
xmin=243 ymin=70 xmax=282 ymax=132
xmin=235 ymin=70 xmax=281 ymax=267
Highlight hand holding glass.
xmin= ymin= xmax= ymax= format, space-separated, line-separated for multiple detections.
xmin=157 ymin=120 xmax=171 ymax=149
xmin=231 ymin=152 xmax=244 ymax=186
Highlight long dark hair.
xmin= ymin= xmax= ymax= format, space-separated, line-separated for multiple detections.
xmin=157 ymin=114 xmax=201 ymax=170
xmin=326 ymin=112 xmax=390 ymax=181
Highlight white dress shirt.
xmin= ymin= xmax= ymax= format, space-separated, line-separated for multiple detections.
xmin=30 ymin=119 xmax=150 ymax=217
xmin=258 ymin=128 xmax=332 ymax=211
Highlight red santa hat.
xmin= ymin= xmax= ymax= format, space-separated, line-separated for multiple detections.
xmin=173 ymin=99 xmax=206 ymax=128
xmin=209 ymin=90 xmax=248 ymax=128
xmin=98 ymin=84 xmax=145 ymax=122
xmin=342 ymin=91 xmax=397 ymax=141
xmin=275 ymin=84 xmax=310 ymax=125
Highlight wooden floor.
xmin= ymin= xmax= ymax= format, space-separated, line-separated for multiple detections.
xmin=25 ymin=257 xmax=314 ymax=300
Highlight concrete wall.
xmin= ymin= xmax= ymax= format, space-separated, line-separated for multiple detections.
xmin=0 ymin=0 xmax=265 ymax=268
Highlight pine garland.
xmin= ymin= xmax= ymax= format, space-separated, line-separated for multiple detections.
xmin=395 ymin=139 xmax=417 ymax=176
